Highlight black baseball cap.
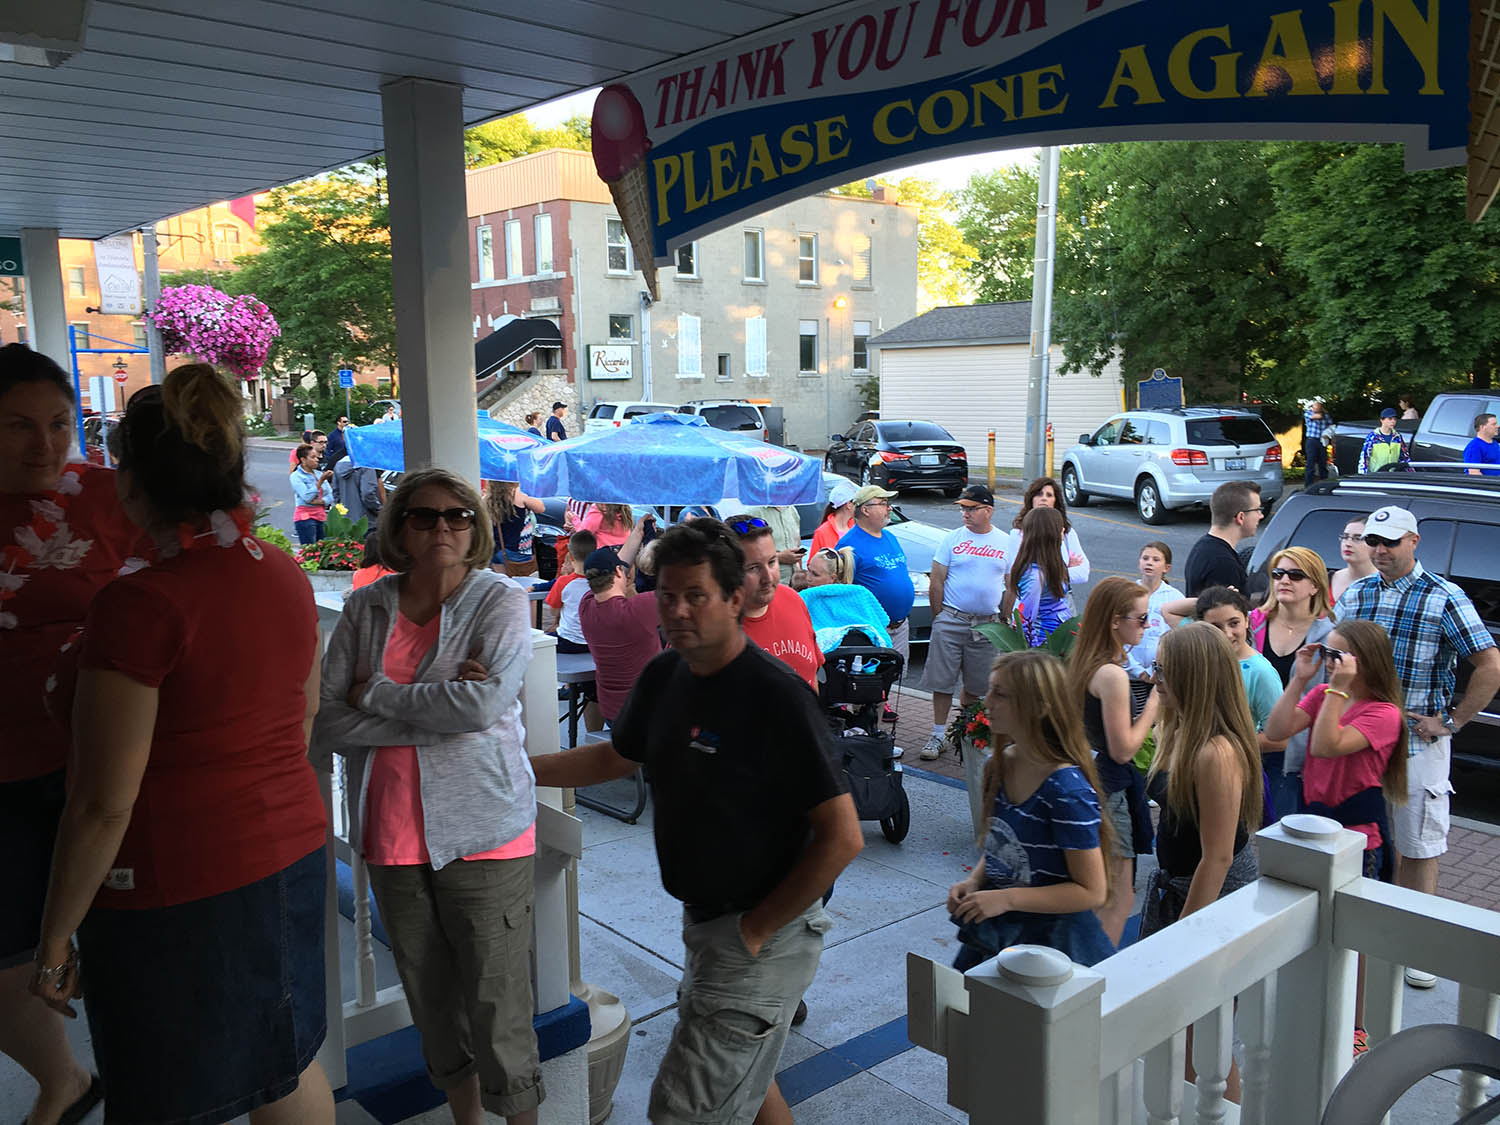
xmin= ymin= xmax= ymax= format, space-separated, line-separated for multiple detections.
xmin=552 ymin=401 xmax=567 ymax=410
xmin=583 ymin=546 xmax=624 ymax=577
xmin=956 ymin=484 xmax=995 ymax=507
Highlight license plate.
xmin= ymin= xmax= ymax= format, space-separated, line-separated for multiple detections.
xmin=1225 ymin=457 xmax=1246 ymax=470
xmin=915 ymin=454 xmax=938 ymax=466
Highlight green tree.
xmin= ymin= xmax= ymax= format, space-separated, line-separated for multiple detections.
xmin=832 ymin=177 xmax=975 ymax=311
xmin=464 ymin=112 xmax=591 ymax=169
xmin=1265 ymin=142 xmax=1500 ymax=399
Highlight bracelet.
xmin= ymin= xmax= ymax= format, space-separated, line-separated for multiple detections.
xmin=1325 ymin=688 xmax=1351 ymax=700
xmin=32 ymin=945 xmax=78 ymax=991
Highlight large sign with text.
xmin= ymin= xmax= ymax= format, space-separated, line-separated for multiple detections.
xmin=593 ymin=0 xmax=1467 ymax=274
xmin=588 ymin=344 xmax=634 ymax=380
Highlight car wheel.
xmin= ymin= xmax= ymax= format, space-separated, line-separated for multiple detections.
xmin=1136 ymin=478 xmax=1170 ymax=525
xmin=824 ymin=455 xmax=837 ymax=473
xmin=1062 ymin=464 xmax=1089 ymax=506
xmin=860 ymin=464 xmax=873 ymax=486
xmin=942 ymin=485 xmax=963 ymax=498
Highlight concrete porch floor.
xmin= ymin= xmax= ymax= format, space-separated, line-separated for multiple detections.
xmin=3 ymin=685 xmax=1492 ymax=1123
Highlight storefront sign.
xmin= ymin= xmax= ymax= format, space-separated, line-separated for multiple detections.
xmin=588 ymin=344 xmax=634 ymax=380
xmin=0 ymin=237 xmax=22 ymax=277
xmin=594 ymin=0 xmax=1467 ymax=265
xmin=92 ymin=235 xmax=142 ymax=315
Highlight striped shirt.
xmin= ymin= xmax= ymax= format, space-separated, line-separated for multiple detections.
xmin=1304 ymin=406 xmax=1333 ymax=442
xmin=1334 ymin=562 xmax=1494 ymax=751
xmin=981 ymin=765 xmax=1102 ymax=889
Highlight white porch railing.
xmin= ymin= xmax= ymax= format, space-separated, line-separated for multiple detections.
xmin=909 ymin=817 xmax=1500 ymax=1125
xmin=310 ymin=593 xmax=581 ymax=1094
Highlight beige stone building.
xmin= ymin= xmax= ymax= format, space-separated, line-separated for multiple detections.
xmin=467 ymin=149 xmax=918 ymax=450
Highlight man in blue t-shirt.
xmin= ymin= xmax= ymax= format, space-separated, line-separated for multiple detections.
xmin=546 ymin=400 xmax=569 ymax=442
xmin=837 ymin=484 xmax=915 ymax=664
xmin=1464 ymin=412 xmax=1500 ymax=477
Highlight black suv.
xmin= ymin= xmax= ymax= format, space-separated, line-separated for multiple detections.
xmin=1245 ymin=471 xmax=1500 ymax=770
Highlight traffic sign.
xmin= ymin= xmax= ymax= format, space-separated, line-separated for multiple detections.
xmin=112 ymin=368 xmax=129 ymax=385
xmin=338 ymin=368 xmax=354 ymax=388
xmin=0 ymin=236 xmax=22 ymax=277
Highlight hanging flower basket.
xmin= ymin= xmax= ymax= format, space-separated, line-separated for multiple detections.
xmin=150 ymin=284 xmax=281 ymax=378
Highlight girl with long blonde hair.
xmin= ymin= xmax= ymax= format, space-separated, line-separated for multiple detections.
xmin=1068 ymin=577 xmax=1159 ymax=945
xmin=946 ymin=651 xmax=1116 ymax=970
xmin=576 ymin=501 xmax=634 ymax=547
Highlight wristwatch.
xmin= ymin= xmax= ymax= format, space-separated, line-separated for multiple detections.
xmin=1441 ymin=712 xmax=1460 ymax=734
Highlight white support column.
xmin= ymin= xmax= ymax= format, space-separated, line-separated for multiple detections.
xmin=381 ymin=77 xmax=479 ymax=485
xmin=20 ymin=228 xmax=67 ymax=369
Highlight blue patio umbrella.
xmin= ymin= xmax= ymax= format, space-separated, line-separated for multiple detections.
xmin=344 ymin=414 xmax=546 ymax=481
xmin=516 ymin=412 xmax=822 ymax=504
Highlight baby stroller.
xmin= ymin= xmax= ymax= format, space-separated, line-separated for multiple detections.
xmin=822 ymin=642 xmax=910 ymax=843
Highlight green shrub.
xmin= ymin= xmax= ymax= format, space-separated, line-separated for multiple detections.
xmin=254 ymin=523 xmax=298 ymax=558
xmin=290 ymin=383 xmax=391 ymax=431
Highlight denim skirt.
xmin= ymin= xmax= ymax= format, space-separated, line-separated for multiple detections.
xmin=77 ymin=845 xmax=328 ymax=1125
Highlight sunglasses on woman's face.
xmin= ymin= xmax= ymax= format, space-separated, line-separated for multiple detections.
xmin=1118 ymin=612 xmax=1149 ymax=625
xmin=404 ymin=507 xmax=475 ymax=531
xmin=1271 ymin=568 xmax=1310 ymax=582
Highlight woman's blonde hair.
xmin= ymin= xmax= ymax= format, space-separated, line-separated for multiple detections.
xmin=980 ymin=651 xmax=1117 ymax=871
xmin=1149 ymin=623 xmax=1263 ymax=832
xmin=486 ymin=480 xmax=518 ymax=526
xmin=1259 ymin=546 xmax=1332 ymax=621
xmin=1328 ymin=619 xmax=1409 ymax=801
xmin=810 ymin=546 xmax=856 ymax=584
xmin=1068 ymin=576 xmax=1147 ymax=707
xmin=379 ymin=468 xmax=495 ymax=574
xmin=596 ymin=503 xmax=634 ymax=533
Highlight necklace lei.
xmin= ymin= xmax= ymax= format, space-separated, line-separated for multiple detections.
xmin=149 ymin=505 xmax=260 ymax=561
xmin=0 ymin=467 xmax=90 ymax=628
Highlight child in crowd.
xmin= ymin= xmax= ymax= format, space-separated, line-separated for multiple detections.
xmin=1264 ymin=618 xmax=1406 ymax=1056
xmin=947 ymin=651 xmax=1115 ymax=971
xmin=1126 ymin=540 xmax=1183 ymax=679
xmin=1163 ymin=586 xmax=1282 ymax=734
xmin=1006 ymin=506 xmax=1073 ymax=646
xmin=545 ymin=530 xmax=597 ymax=653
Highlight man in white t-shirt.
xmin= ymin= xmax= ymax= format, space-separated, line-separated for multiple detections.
xmin=923 ymin=486 xmax=1010 ymax=807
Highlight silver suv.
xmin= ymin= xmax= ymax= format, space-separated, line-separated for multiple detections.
xmin=677 ymin=399 xmax=769 ymax=442
xmin=1060 ymin=407 xmax=1284 ymax=524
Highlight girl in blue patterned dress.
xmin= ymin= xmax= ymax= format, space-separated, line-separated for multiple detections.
xmin=948 ymin=650 xmax=1116 ymax=970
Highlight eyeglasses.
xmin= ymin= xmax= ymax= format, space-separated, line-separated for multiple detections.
xmin=727 ymin=517 xmax=769 ymax=535
xmin=1118 ymin=612 xmax=1150 ymax=625
xmin=1271 ymin=568 xmax=1310 ymax=582
xmin=957 ymin=502 xmax=990 ymax=511
xmin=859 ymin=500 xmax=891 ymax=510
xmin=404 ymin=507 xmax=476 ymax=531
xmin=1241 ymin=507 xmax=1264 ymax=515
xmin=1337 ymin=533 xmax=1365 ymax=543
xmin=1363 ymin=534 xmax=1405 ymax=548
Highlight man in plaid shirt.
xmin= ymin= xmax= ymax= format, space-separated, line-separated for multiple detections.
xmin=1303 ymin=402 xmax=1334 ymax=485
xmin=1335 ymin=506 xmax=1500 ymax=975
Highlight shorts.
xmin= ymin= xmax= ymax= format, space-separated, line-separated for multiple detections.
xmin=925 ymin=611 xmax=998 ymax=698
xmin=78 ymin=845 xmax=327 ymax=1125
xmin=367 ymin=856 xmax=544 ymax=1118
xmin=0 ymin=769 xmax=66 ymax=969
xmin=1389 ymin=736 xmax=1453 ymax=860
xmin=650 ymin=903 xmax=831 ymax=1124
xmin=887 ymin=618 xmax=910 ymax=667
xmin=1104 ymin=790 xmax=1136 ymax=860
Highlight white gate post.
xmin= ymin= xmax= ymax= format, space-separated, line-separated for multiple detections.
xmin=1258 ymin=819 xmax=1365 ymax=1123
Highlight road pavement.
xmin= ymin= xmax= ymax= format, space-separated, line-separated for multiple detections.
xmin=248 ymin=440 xmax=302 ymax=538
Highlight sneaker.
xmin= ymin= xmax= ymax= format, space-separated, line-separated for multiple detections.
xmin=919 ymin=734 xmax=945 ymax=761
xmin=882 ymin=705 xmax=899 ymax=723
xmin=890 ymin=745 xmax=904 ymax=758
xmin=1353 ymin=1028 xmax=1368 ymax=1059
xmin=792 ymin=999 xmax=808 ymax=1027
xmin=1405 ymin=967 xmax=1438 ymax=989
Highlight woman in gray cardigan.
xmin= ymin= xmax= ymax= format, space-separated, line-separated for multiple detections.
xmin=312 ymin=468 xmax=543 ymax=1125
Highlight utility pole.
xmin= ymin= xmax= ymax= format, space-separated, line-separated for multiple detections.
xmin=1023 ymin=146 xmax=1060 ymax=482
xmin=141 ymin=225 xmax=167 ymax=385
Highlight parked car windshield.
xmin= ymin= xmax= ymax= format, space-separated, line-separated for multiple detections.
xmin=878 ymin=421 xmax=952 ymax=442
xmin=1185 ymin=417 xmax=1275 ymax=446
xmin=622 ymin=405 xmax=672 ymax=419
xmin=696 ymin=405 xmax=761 ymax=431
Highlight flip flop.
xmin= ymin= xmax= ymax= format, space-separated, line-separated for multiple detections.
xmin=22 ymin=1076 xmax=102 ymax=1125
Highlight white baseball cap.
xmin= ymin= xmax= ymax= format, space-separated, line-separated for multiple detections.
xmin=1366 ymin=505 xmax=1419 ymax=539
xmin=827 ymin=478 xmax=858 ymax=509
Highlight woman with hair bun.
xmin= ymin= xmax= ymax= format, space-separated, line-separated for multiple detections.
xmin=31 ymin=364 xmax=333 ymax=1125
xmin=0 ymin=343 xmax=141 ymax=1125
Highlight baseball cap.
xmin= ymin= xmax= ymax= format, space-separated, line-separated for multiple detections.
xmin=583 ymin=546 xmax=625 ymax=577
xmin=827 ymin=478 xmax=858 ymax=509
xmin=1366 ymin=505 xmax=1419 ymax=538
xmin=852 ymin=484 xmax=898 ymax=506
xmin=1380 ymin=407 xmax=1399 ymax=419
xmin=956 ymin=484 xmax=994 ymax=507
xmin=552 ymin=401 xmax=567 ymax=410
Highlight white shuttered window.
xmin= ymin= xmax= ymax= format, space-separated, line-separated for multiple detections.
xmin=677 ymin=314 xmax=702 ymax=377
xmin=745 ymin=316 xmax=767 ymax=377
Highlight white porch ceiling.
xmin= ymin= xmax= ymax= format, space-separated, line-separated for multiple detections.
xmin=0 ymin=0 xmax=836 ymax=238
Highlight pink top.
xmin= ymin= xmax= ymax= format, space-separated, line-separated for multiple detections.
xmin=1297 ymin=685 xmax=1402 ymax=851
xmin=363 ymin=611 xmax=536 ymax=866
xmin=577 ymin=506 xmax=631 ymax=547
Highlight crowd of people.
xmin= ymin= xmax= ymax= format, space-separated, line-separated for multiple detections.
xmin=6 ymin=331 xmax=1500 ymax=1125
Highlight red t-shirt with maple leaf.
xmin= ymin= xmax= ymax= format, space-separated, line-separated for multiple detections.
xmin=1 ymin=463 xmax=143 ymax=783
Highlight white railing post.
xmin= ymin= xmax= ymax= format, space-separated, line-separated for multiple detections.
xmin=1142 ymin=1031 xmax=1186 ymax=1124
xmin=1237 ymin=973 xmax=1277 ymax=1125
xmin=314 ymin=765 xmax=348 ymax=1090
xmin=1456 ymin=986 xmax=1500 ymax=1114
xmin=1191 ymin=1003 xmax=1234 ymax=1124
xmin=1257 ymin=818 xmax=1365 ymax=1122
xmin=352 ymin=855 xmax=377 ymax=1006
xmin=962 ymin=947 xmax=1106 ymax=1125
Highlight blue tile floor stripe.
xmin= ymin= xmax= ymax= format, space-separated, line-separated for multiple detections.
xmin=900 ymin=764 xmax=968 ymax=791
xmin=778 ymin=1015 xmax=914 ymax=1107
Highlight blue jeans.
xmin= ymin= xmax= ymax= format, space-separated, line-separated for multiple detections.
xmin=1304 ymin=438 xmax=1328 ymax=485
xmin=294 ymin=518 xmax=325 ymax=546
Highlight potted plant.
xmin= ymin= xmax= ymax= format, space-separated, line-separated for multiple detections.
xmin=296 ymin=507 xmax=367 ymax=593
xmin=945 ymin=699 xmax=992 ymax=765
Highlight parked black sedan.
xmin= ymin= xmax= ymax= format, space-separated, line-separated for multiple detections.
xmin=825 ymin=418 xmax=968 ymax=496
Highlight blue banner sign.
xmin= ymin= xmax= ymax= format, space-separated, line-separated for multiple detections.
xmin=593 ymin=0 xmax=1467 ymax=266
xmin=1137 ymin=367 xmax=1184 ymax=409
xmin=338 ymin=368 xmax=355 ymax=389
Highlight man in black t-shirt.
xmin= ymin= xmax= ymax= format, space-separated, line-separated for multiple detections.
xmin=1183 ymin=480 xmax=1263 ymax=595
xmin=531 ymin=520 xmax=862 ymax=1125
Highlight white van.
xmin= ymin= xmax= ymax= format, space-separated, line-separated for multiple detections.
xmin=583 ymin=400 xmax=679 ymax=433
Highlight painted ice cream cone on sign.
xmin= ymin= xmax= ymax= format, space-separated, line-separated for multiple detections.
xmin=592 ymin=84 xmax=658 ymax=300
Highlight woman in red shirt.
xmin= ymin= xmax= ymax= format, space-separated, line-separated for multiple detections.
xmin=30 ymin=365 xmax=333 ymax=1125
xmin=0 ymin=344 xmax=140 ymax=1125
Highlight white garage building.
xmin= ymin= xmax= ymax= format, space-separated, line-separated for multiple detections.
xmin=870 ymin=302 xmax=1126 ymax=470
